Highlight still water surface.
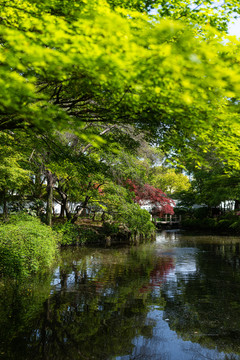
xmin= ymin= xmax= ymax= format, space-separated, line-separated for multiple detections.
xmin=1 ymin=231 xmax=240 ymax=359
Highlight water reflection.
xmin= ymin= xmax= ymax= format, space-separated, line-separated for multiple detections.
xmin=1 ymin=232 xmax=240 ymax=359
xmin=160 ymin=233 xmax=240 ymax=357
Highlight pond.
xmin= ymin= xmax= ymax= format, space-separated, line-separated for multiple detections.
xmin=1 ymin=231 xmax=240 ymax=360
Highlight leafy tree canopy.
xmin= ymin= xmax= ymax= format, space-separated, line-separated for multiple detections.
xmin=149 ymin=166 xmax=191 ymax=195
xmin=1 ymin=0 xmax=240 ymax=170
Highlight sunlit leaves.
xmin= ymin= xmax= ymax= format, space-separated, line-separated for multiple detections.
xmin=1 ymin=0 xmax=240 ymax=189
xmin=1 ymin=0 xmax=240 ymax=144
xmin=0 ymin=132 xmax=30 ymax=192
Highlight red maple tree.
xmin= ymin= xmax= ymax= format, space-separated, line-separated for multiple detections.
xmin=126 ymin=180 xmax=175 ymax=217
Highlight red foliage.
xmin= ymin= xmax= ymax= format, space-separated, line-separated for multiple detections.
xmin=126 ymin=179 xmax=175 ymax=216
xmin=93 ymin=183 xmax=103 ymax=194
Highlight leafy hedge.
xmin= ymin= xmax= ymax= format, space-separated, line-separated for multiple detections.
xmin=181 ymin=218 xmax=217 ymax=231
xmin=182 ymin=213 xmax=240 ymax=234
xmin=0 ymin=214 xmax=58 ymax=277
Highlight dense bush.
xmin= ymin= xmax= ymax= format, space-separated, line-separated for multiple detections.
xmin=229 ymin=220 xmax=240 ymax=234
xmin=182 ymin=217 xmax=217 ymax=231
xmin=118 ymin=203 xmax=155 ymax=237
xmin=181 ymin=212 xmax=240 ymax=234
xmin=0 ymin=213 xmax=58 ymax=277
xmin=219 ymin=212 xmax=240 ymax=221
xmin=78 ymin=227 xmax=101 ymax=243
xmin=193 ymin=207 xmax=210 ymax=219
xmin=200 ymin=218 xmax=217 ymax=230
xmin=53 ymin=222 xmax=80 ymax=246
xmin=215 ymin=219 xmax=233 ymax=232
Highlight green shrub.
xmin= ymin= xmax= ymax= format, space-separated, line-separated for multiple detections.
xmin=0 ymin=213 xmax=58 ymax=277
xmin=53 ymin=221 xmax=80 ymax=246
xmin=181 ymin=218 xmax=198 ymax=229
xmin=181 ymin=213 xmax=240 ymax=234
xmin=182 ymin=217 xmax=217 ymax=231
xmin=193 ymin=207 xmax=209 ymax=219
xmin=215 ymin=219 xmax=232 ymax=232
xmin=118 ymin=204 xmax=155 ymax=236
xmin=200 ymin=218 xmax=217 ymax=230
xmin=229 ymin=220 xmax=240 ymax=234
xmin=78 ymin=228 xmax=100 ymax=243
xmin=219 ymin=211 xmax=239 ymax=222
xmin=102 ymin=221 xmax=119 ymax=236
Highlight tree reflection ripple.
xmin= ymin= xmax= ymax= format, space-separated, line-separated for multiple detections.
xmin=1 ymin=232 xmax=240 ymax=359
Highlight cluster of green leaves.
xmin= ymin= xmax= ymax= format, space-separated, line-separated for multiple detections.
xmin=0 ymin=213 xmax=58 ymax=277
xmin=148 ymin=166 xmax=191 ymax=195
xmin=181 ymin=216 xmax=240 ymax=234
xmin=181 ymin=217 xmax=217 ymax=231
xmin=0 ymin=132 xmax=29 ymax=187
xmin=95 ymin=182 xmax=155 ymax=235
xmin=118 ymin=203 xmax=156 ymax=236
xmin=53 ymin=221 xmax=80 ymax=246
xmin=180 ymin=208 xmax=240 ymax=234
xmin=175 ymin=161 xmax=240 ymax=215
xmin=156 ymin=0 xmax=240 ymax=33
xmin=83 ymin=182 xmax=155 ymax=237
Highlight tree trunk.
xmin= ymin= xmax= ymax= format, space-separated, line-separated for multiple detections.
xmin=46 ymin=171 xmax=54 ymax=226
xmin=63 ymin=195 xmax=71 ymax=220
xmin=34 ymin=171 xmax=43 ymax=198
xmin=59 ymin=204 xmax=65 ymax=218
xmin=56 ymin=186 xmax=71 ymax=220
xmin=71 ymin=195 xmax=90 ymax=224
xmin=101 ymin=211 xmax=105 ymax=222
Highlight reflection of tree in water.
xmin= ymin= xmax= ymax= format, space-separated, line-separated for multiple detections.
xmin=0 ymin=246 xmax=172 ymax=360
xmin=128 ymin=350 xmax=170 ymax=360
xmin=161 ymin=242 xmax=240 ymax=356
xmin=0 ymin=275 xmax=52 ymax=359
xmin=213 ymin=242 xmax=240 ymax=270
xmin=139 ymin=256 xmax=174 ymax=293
